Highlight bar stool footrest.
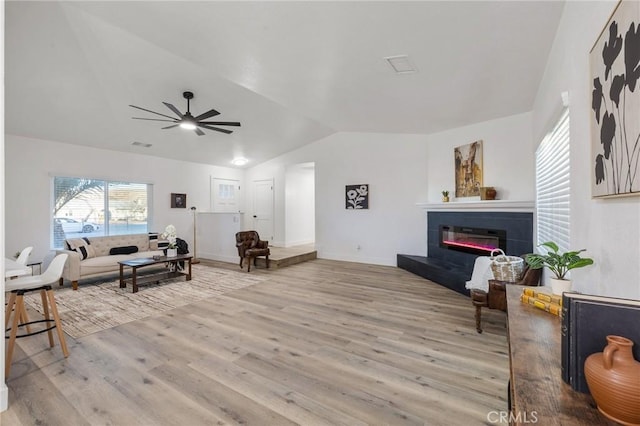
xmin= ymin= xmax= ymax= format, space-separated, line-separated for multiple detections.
xmin=5 ymin=318 xmax=57 ymax=339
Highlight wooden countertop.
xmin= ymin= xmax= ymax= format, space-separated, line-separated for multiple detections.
xmin=506 ymin=285 xmax=614 ymax=425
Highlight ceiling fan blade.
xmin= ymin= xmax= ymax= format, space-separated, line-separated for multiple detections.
xmin=199 ymin=124 xmax=233 ymax=134
xmin=198 ymin=121 xmax=241 ymax=127
xmin=162 ymin=124 xmax=180 ymax=130
xmin=129 ymin=105 xmax=177 ymax=120
xmin=193 ymin=108 xmax=220 ymax=121
xmin=194 ymin=127 xmax=205 ymax=136
xmin=132 ymin=117 xmax=178 ymax=123
xmin=163 ymin=102 xmax=184 ymax=119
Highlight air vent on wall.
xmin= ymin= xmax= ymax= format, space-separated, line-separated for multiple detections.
xmin=384 ymin=55 xmax=418 ymax=74
xmin=132 ymin=141 xmax=153 ymax=148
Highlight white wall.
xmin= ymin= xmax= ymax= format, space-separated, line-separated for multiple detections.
xmin=197 ymin=212 xmax=243 ymax=262
xmin=425 ymin=112 xmax=535 ymax=202
xmin=245 ymin=120 xmax=533 ymax=266
xmin=245 ymin=132 xmax=429 ymax=265
xmin=284 ymin=162 xmax=315 ymax=247
xmin=1 ymin=68 xmax=8 ymax=409
xmin=532 ymin=1 xmax=640 ymax=299
xmin=4 ymin=135 xmax=243 ymax=262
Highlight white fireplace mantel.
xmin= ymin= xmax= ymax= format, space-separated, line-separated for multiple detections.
xmin=417 ymin=200 xmax=534 ymax=212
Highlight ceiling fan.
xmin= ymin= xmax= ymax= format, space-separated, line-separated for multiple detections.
xmin=129 ymin=91 xmax=241 ymax=136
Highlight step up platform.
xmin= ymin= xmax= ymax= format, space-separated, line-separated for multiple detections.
xmin=254 ymin=244 xmax=317 ymax=269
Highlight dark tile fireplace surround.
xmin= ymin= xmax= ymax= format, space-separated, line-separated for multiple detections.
xmin=398 ymin=210 xmax=533 ymax=296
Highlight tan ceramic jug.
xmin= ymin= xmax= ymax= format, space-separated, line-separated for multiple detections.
xmin=584 ymin=335 xmax=640 ymax=425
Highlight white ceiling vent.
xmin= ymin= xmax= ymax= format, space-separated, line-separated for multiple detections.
xmin=131 ymin=141 xmax=152 ymax=148
xmin=384 ymin=55 xmax=417 ymax=74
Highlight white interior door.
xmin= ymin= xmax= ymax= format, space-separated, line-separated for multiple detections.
xmin=211 ymin=178 xmax=241 ymax=212
xmin=252 ymin=179 xmax=274 ymax=242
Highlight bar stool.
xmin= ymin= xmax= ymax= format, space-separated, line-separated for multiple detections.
xmin=15 ymin=246 xmax=33 ymax=266
xmin=5 ymin=254 xmax=69 ymax=377
xmin=10 ymin=246 xmax=34 ymax=329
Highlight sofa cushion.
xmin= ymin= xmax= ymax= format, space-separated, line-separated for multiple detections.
xmin=66 ymin=237 xmax=96 ymax=260
xmin=148 ymin=233 xmax=170 ymax=250
xmin=148 ymin=232 xmax=159 ymax=250
xmin=80 ymin=254 xmax=131 ymax=276
xmin=88 ymin=234 xmax=150 ymax=257
xmin=109 ymin=246 xmax=139 ymax=255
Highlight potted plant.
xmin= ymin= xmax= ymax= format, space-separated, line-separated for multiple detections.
xmin=442 ymin=190 xmax=450 ymax=202
xmin=525 ymin=241 xmax=594 ymax=295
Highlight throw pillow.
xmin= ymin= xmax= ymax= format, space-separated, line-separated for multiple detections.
xmin=109 ymin=246 xmax=139 ymax=255
xmin=148 ymin=232 xmax=159 ymax=250
xmin=66 ymin=237 xmax=95 ymax=260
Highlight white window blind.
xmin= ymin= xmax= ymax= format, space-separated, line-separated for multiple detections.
xmin=535 ymin=109 xmax=570 ymax=252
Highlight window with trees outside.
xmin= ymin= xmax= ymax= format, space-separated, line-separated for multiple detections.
xmin=52 ymin=177 xmax=152 ymax=249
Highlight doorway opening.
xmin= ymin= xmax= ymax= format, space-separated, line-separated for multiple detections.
xmin=284 ymin=162 xmax=315 ymax=247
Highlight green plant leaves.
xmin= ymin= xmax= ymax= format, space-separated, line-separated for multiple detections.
xmin=524 ymin=241 xmax=594 ymax=280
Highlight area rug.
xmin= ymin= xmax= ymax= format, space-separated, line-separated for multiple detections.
xmin=23 ymin=264 xmax=266 ymax=339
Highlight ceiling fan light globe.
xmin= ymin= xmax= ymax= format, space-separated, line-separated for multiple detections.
xmin=180 ymin=121 xmax=197 ymax=130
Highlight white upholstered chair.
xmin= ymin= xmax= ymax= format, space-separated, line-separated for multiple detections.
xmin=15 ymin=246 xmax=33 ymax=266
xmin=4 ymin=254 xmax=69 ymax=377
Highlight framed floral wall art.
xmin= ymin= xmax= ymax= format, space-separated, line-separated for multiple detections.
xmin=345 ymin=184 xmax=369 ymax=209
xmin=454 ymin=140 xmax=483 ymax=198
xmin=591 ymin=0 xmax=640 ymax=198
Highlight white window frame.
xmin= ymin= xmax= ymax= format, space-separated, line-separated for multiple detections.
xmin=51 ymin=176 xmax=153 ymax=248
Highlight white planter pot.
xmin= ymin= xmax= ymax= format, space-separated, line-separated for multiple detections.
xmin=550 ymin=277 xmax=572 ymax=295
xmin=166 ymin=248 xmax=178 ymax=258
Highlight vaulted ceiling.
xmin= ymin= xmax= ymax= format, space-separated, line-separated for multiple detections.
xmin=5 ymin=1 xmax=565 ymax=168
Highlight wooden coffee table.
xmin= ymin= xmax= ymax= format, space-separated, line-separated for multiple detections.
xmin=118 ymin=254 xmax=193 ymax=293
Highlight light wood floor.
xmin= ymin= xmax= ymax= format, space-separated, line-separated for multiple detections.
xmin=2 ymin=259 xmax=509 ymax=426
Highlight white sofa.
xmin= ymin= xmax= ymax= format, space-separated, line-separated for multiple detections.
xmin=57 ymin=234 xmax=165 ymax=290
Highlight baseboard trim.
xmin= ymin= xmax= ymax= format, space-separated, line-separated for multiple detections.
xmin=283 ymin=239 xmax=314 ymax=248
xmin=0 ymin=383 xmax=8 ymax=412
xmin=199 ymin=252 xmax=238 ymax=264
xmin=318 ymin=251 xmax=395 ymax=267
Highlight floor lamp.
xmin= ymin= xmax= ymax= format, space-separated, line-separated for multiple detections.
xmin=190 ymin=206 xmax=200 ymax=264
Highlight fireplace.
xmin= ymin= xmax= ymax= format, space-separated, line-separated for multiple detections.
xmin=397 ymin=208 xmax=533 ymax=295
xmin=439 ymin=225 xmax=506 ymax=255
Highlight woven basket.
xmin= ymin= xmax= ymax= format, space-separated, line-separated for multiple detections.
xmin=489 ymin=249 xmax=524 ymax=282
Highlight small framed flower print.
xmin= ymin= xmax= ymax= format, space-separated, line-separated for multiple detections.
xmin=345 ymin=184 xmax=369 ymax=209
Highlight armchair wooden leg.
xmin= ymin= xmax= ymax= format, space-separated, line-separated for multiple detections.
xmin=470 ymin=289 xmax=488 ymax=334
xmin=475 ymin=305 xmax=483 ymax=334
xmin=266 ymin=255 xmax=269 ymax=269
xmin=247 ymin=257 xmax=252 ymax=272
xmin=59 ymin=278 xmax=64 ymax=286
xmin=239 ymin=257 xmax=243 ymax=268
xmin=72 ymin=280 xmax=78 ymax=291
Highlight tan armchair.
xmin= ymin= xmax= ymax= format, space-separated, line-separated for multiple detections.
xmin=471 ymin=256 xmax=542 ymax=333
xmin=235 ymin=231 xmax=270 ymax=272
